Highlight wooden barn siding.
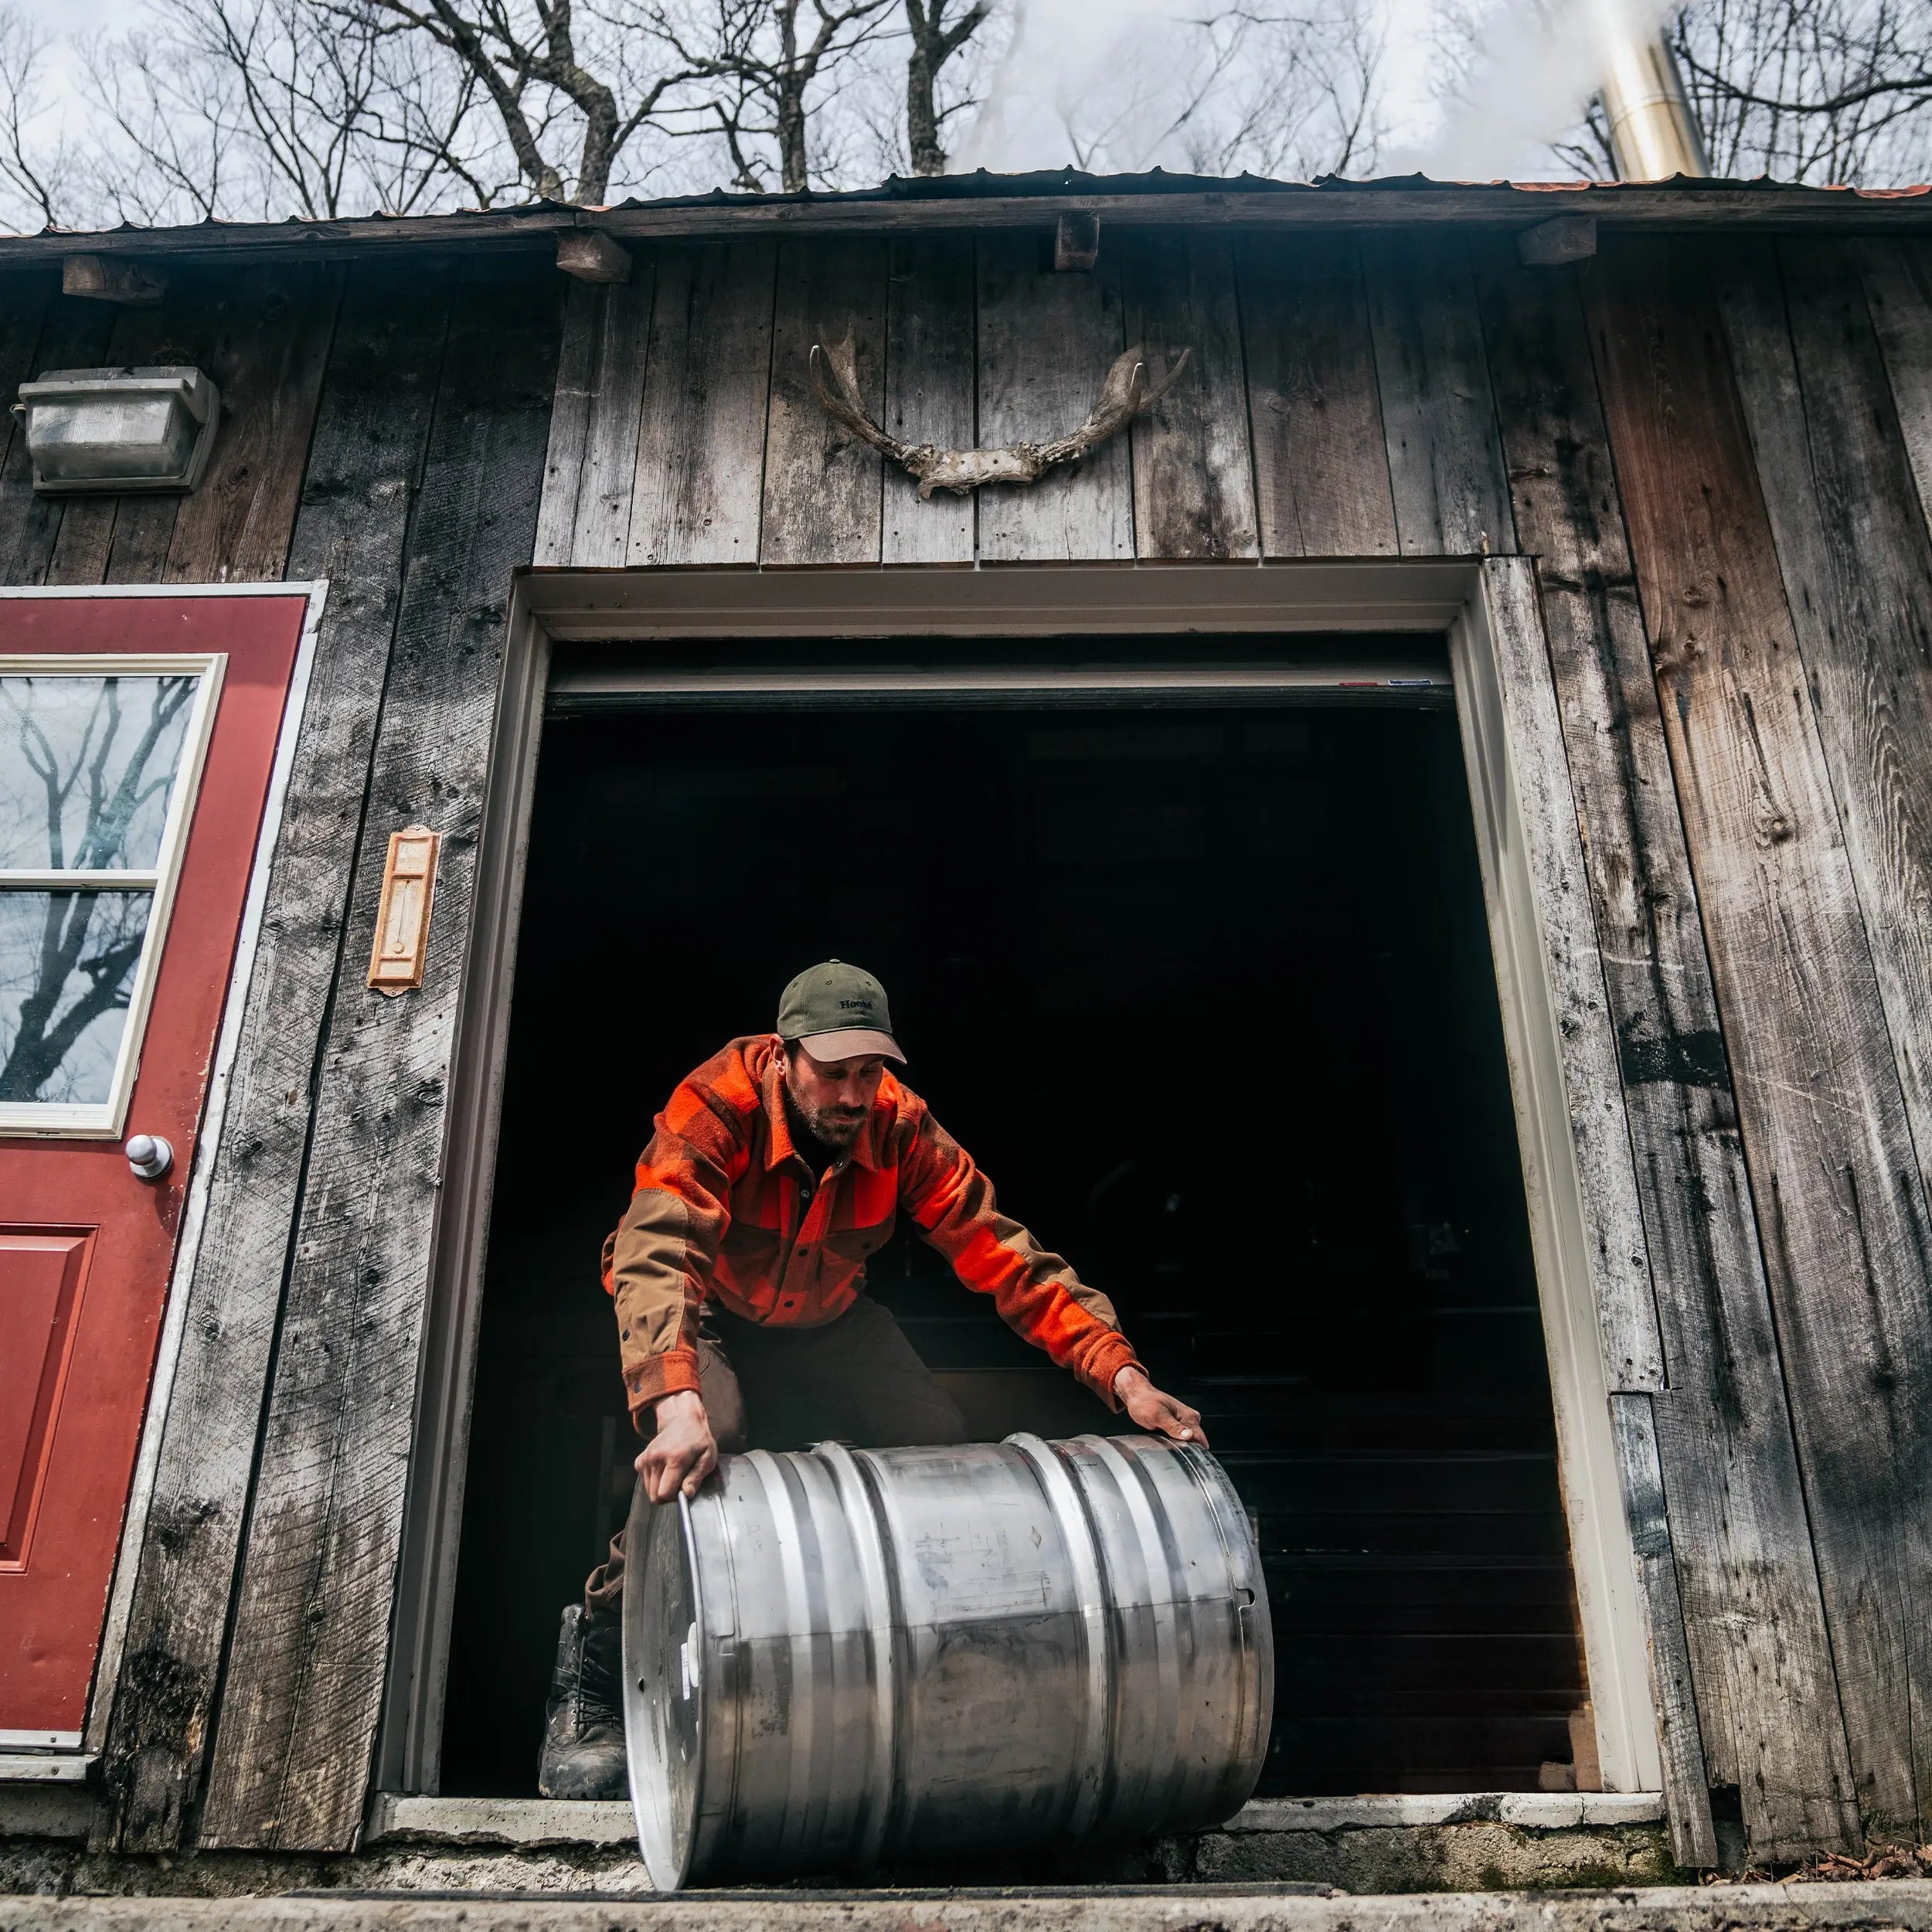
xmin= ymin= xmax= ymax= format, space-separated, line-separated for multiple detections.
xmin=93 ymin=259 xmax=466 ymax=1855
xmin=1477 ymin=238 xmax=1851 ymax=1863
xmin=196 ymin=255 xmax=562 ymax=1852
xmin=1587 ymin=232 xmax=1932 ymax=1848
xmin=533 ymin=229 xmax=1932 ymax=1861
xmin=1713 ymin=236 xmax=1932 ymax=1842
xmin=5 ymin=223 xmax=1927 ymax=1861
xmin=0 ymin=253 xmax=563 ymax=1853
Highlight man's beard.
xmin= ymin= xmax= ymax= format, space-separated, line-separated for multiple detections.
xmin=787 ymin=1083 xmax=866 ymax=1148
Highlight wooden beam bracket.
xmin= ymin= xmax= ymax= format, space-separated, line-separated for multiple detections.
xmin=63 ymin=253 xmax=167 ymax=304
xmin=1054 ymin=213 xmax=1100 ymax=272
xmin=556 ymin=230 xmax=633 ymax=284
xmin=1518 ymin=216 xmax=1598 ymax=267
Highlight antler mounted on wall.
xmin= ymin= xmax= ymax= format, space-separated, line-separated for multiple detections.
xmin=808 ymin=337 xmax=1192 ymax=499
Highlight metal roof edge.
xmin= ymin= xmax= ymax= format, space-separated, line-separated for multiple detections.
xmin=3 ymin=172 xmax=1930 ymax=262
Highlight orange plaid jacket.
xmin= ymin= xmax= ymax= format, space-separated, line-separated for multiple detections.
xmin=603 ymin=1033 xmax=1142 ymax=1423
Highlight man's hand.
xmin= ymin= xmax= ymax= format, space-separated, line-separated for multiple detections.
xmin=1113 ymin=1365 xmax=1209 ymax=1447
xmin=636 ymin=1389 xmax=718 ymax=1503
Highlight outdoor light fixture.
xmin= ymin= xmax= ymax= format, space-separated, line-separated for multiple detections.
xmin=12 ymin=365 xmax=220 ymax=495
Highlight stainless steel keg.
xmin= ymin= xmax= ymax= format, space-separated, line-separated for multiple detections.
xmin=621 ymin=1432 xmax=1273 ymax=1889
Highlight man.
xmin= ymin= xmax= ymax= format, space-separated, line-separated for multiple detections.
xmin=539 ymin=960 xmax=1205 ymax=1799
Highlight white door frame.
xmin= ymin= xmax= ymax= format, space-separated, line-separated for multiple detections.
xmin=383 ymin=557 xmax=1667 ymax=1800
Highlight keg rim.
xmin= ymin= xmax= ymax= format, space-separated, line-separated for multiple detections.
xmin=621 ymin=1478 xmax=704 ymax=1891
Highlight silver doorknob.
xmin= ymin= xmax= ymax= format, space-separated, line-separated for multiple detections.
xmin=125 ymin=1134 xmax=174 ymax=1181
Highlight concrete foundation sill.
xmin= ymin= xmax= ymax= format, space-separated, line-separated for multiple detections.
xmin=360 ymin=1792 xmax=1666 ymax=1850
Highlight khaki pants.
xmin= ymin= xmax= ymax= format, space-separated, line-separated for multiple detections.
xmin=585 ymin=1294 xmax=964 ymax=1618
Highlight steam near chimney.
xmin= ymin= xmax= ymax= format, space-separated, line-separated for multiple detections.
xmin=1402 ymin=0 xmax=1708 ymax=182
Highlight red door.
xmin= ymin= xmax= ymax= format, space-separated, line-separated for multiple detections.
xmin=0 ymin=591 xmax=307 ymax=1747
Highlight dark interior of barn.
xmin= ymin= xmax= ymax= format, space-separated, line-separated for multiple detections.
xmin=439 ymin=660 xmax=1587 ymax=1803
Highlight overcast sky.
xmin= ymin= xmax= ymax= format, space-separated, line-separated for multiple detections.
xmin=8 ymin=0 xmax=1580 ymax=196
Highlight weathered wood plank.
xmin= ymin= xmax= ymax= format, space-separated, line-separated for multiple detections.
xmin=166 ymin=264 xmax=342 ymax=583
xmin=0 ymin=267 xmax=56 ymax=493
xmin=976 ymin=233 xmax=1131 ymax=563
xmin=1714 ymin=236 xmax=1932 ymax=1838
xmin=102 ymin=274 xmax=228 ymax=586
xmin=32 ymin=267 xmax=336 ymax=590
xmin=570 ymin=267 xmax=654 ymax=568
xmin=91 ymin=260 xmax=457 ymax=1856
xmin=1858 ymin=240 xmax=1932 ymax=534
xmin=39 ymin=297 xmax=175 ymax=587
xmin=1471 ymin=554 xmax=1666 ymax=1397
xmin=97 ymin=267 xmax=217 ymax=586
xmin=882 ymin=234 xmax=974 ymax=566
xmin=0 ymin=295 xmax=117 ymax=585
xmin=1464 ymin=556 xmax=1677 ymax=1818
xmin=760 ymin=236 xmax=886 ymax=566
xmin=1364 ymin=233 xmax=1515 ymax=558
xmin=1607 ymin=1393 xmax=1720 ymax=1867
xmin=532 ymin=277 xmax=598 ymax=565
xmin=1589 ymin=231 xmax=1932 ymax=1845
xmin=196 ymin=259 xmax=560 ymax=1852
xmin=1478 ymin=245 xmax=1856 ymax=1861
xmin=1734 ymin=241 xmax=1932 ymax=1169
xmin=627 ymin=240 xmax=775 ymax=566
xmin=1236 ymin=233 xmax=1397 ymax=560
xmin=1120 ymin=232 xmax=1257 ymax=560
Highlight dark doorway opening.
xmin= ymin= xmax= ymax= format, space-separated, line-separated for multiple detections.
xmin=440 ymin=676 xmax=1587 ymax=1801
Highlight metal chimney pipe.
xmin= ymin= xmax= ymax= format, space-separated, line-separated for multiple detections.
xmin=1591 ymin=0 xmax=1709 ymax=179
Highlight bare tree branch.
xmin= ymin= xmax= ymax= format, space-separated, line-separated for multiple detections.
xmin=652 ymin=0 xmax=899 ymax=191
xmin=904 ymin=0 xmax=987 ymax=173
xmin=0 ymin=4 xmax=72 ymax=229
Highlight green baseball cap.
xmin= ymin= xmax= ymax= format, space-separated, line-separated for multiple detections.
xmin=776 ymin=960 xmax=904 ymax=1064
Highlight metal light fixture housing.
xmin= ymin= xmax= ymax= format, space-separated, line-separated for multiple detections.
xmin=13 ymin=365 xmax=220 ymax=495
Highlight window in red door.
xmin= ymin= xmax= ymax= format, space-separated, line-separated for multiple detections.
xmin=0 ymin=593 xmax=308 ymax=1748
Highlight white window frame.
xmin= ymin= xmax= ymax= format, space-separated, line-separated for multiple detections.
xmin=0 ymin=651 xmax=226 ymax=1138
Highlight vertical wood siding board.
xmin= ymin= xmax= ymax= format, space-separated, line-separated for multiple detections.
xmin=0 ymin=294 xmax=117 ymax=584
xmin=971 ymin=232 xmax=985 ymax=564
xmin=165 ymin=264 xmax=344 ymax=584
xmin=1609 ymin=1393 xmax=1719 ymax=1866
xmin=1587 ymin=230 xmax=1921 ymax=1845
xmin=1721 ymin=234 xmax=1932 ymax=1835
xmin=1121 ymin=232 xmax=1258 ymax=561
xmin=760 ymin=237 xmax=887 ymax=566
xmin=626 ymin=241 xmax=777 ymax=567
xmin=1857 ymin=239 xmax=1932 ymax=544
xmin=1482 ymin=560 xmax=1667 ymax=1396
xmin=975 ymin=233 xmax=1133 ymax=563
xmin=41 ymin=282 xmax=172 ymax=580
xmin=570 ymin=266 xmax=655 ymax=570
xmin=1362 ymin=232 xmax=1517 ymax=560
xmin=99 ymin=271 xmax=220 ymax=585
xmin=93 ymin=260 xmax=461 ymax=1857
xmin=1234 ymin=233 xmax=1397 ymax=561
xmin=96 ymin=267 xmax=247 ymax=587
xmin=0 ymin=267 xmax=56 ymax=489
xmin=42 ymin=294 xmax=181 ymax=587
xmin=532 ymin=277 xmax=600 ymax=566
xmin=43 ymin=502 xmax=118 ymax=588
xmin=196 ymin=259 xmax=560 ymax=1853
xmin=1861 ymin=248 xmax=1932 ymax=1820
xmin=882 ymin=234 xmax=974 ymax=566
xmin=1478 ymin=246 xmax=1858 ymax=1858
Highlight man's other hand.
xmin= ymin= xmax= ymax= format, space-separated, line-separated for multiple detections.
xmin=637 ymin=1389 xmax=718 ymax=1502
xmin=1113 ymin=1365 xmax=1209 ymax=1447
